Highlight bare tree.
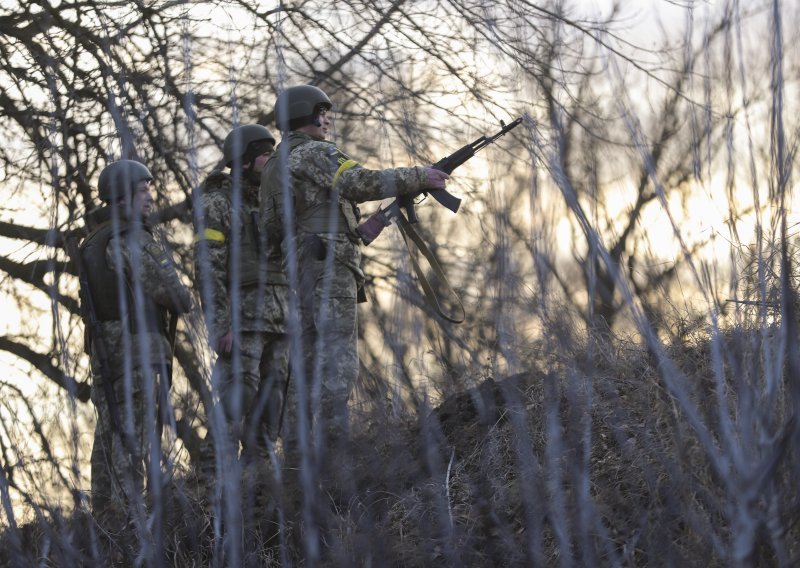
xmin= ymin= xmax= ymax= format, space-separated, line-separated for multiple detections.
xmin=2 ymin=0 xmax=800 ymax=564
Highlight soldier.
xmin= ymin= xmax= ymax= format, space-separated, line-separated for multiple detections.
xmin=260 ymin=85 xmax=448 ymax=492
xmin=80 ymin=159 xmax=191 ymax=550
xmin=193 ymin=124 xmax=288 ymax=478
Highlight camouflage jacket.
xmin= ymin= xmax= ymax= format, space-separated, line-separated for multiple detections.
xmin=85 ymin=212 xmax=191 ymax=379
xmin=260 ymin=131 xmax=430 ymax=279
xmin=194 ymin=170 xmax=287 ymax=339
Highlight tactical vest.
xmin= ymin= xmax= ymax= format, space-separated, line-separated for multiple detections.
xmin=203 ymin=174 xmax=285 ymax=286
xmin=80 ymin=220 xmax=167 ymax=334
xmin=288 ymin=136 xmax=361 ymax=240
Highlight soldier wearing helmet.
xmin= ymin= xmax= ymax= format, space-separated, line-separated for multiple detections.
xmin=260 ymin=85 xmax=449 ymax=508
xmin=193 ymin=124 xmax=288 ymax=496
xmin=80 ymin=159 xmax=191 ymax=554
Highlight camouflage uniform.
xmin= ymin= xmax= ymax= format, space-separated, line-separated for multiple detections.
xmin=83 ymin=207 xmax=191 ymax=536
xmin=260 ymin=131 xmax=431 ymax=447
xmin=194 ymin=171 xmax=289 ymax=453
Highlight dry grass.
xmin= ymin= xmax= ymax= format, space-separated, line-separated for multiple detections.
xmin=3 ymin=324 xmax=800 ymax=566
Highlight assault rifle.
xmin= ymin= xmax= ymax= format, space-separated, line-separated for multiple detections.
xmin=373 ymin=117 xmax=522 ymax=324
xmin=387 ymin=117 xmax=523 ymax=223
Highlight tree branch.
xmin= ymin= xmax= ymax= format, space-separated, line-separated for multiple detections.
xmin=0 ymin=336 xmax=90 ymax=402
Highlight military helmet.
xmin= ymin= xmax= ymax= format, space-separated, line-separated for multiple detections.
xmin=222 ymin=124 xmax=276 ymax=167
xmin=274 ymin=85 xmax=333 ymax=131
xmin=98 ymin=160 xmax=153 ymax=203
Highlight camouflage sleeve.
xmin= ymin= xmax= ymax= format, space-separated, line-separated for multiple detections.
xmin=193 ymin=191 xmax=232 ymax=339
xmin=108 ymin=231 xmax=191 ymax=314
xmin=260 ymin=155 xmax=286 ymax=246
xmin=298 ymin=142 xmax=429 ymax=204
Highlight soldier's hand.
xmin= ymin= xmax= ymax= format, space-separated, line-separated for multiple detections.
xmin=423 ymin=166 xmax=449 ymax=189
xmin=357 ymin=208 xmax=391 ymax=246
xmin=216 ymin=329 xmax=234 ymax=356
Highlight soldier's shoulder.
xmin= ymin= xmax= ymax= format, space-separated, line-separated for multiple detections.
xmin=200 ymin=190 xmax=233 ymax=228
xmin=82 ymin=220 xmax=116 ymax=248
xmin=198 ymin=176 xmax=233 ymax=217
xmin=202 ymin=189 xmax=232 ymax=208
xmin=296 ymin=139 xmax=336 ymax=154
xmin=291 ymin=140 xmax=343 ymax=163
xmin=201 ymin=171 xmax=232 ymax=195
xmin=143 ymin=238 xmax=167 ymax=259
xmin=103 ymin=232 xmax=129 ymax=260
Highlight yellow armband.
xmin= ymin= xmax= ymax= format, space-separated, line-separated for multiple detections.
xmin=332 ymin=159 xmax=359 ymax=188
xmin=194 ymin=228 xmax=226 ymax=243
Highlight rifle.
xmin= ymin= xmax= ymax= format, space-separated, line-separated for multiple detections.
xmin=387 ymin=117 xmax=523 ymax=223
xmin=372 ymin=118 xmax=523 ymax=323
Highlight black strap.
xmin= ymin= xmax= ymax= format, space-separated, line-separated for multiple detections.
xmin=395 ymin=214 xmax=465 ymax=324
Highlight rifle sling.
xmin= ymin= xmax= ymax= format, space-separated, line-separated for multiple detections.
xmin=395 ymin=214 xmax=465 ymax=324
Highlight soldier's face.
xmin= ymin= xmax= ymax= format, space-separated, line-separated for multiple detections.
xmin=251 ymin=147 xmax=274 ymax=173
xmin=299 ymin=108 xmax=331 ymax=140
xmin=131 ymin=180 xmax=154 ymax=217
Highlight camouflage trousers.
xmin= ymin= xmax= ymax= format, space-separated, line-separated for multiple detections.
xmin=278 ymin=246 xmax=360 ymax=559
xmin=293 ymin=247 xmax=358 ymax=447
xmin=199 ymin=331 xmax=289 ymax=480
xmin=280 ymin=244 xmax=358 ymax=494
xmin=90 ymin=364 xmax=172 ymax=542
xmin=197 ymin=331 xmax=289 ymax=539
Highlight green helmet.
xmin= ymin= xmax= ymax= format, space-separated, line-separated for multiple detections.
xmin=222 ymin=124 xmax=276 ymax=167
xmin=98 ymin=160 xmax=153 ymax=203
xmin=274 ymin=85 xmax=333 ymax=131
